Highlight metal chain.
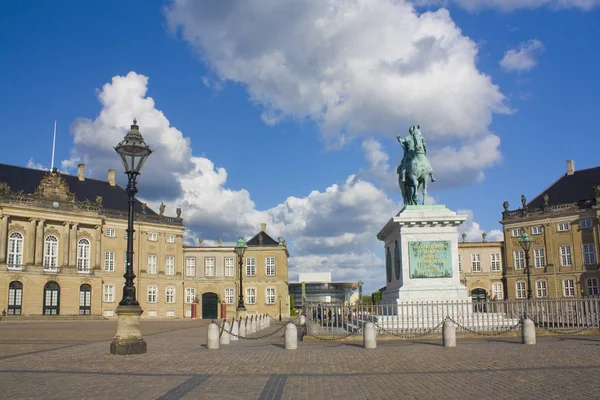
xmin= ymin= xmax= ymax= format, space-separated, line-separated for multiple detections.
xmin=373 ymin=319 xmax=445 ymax=339
xmin=527 ymin=316 xmax=596 ymax=335
xmin=267 ymin=314 xmax=301 ymax=325
xmin=295 ymin=323 xmax=364 ymax=341
xmin=225 ymin=322 xmax=288 ymax=340
xmin=446 ymin=316 xmax=522 ymax=336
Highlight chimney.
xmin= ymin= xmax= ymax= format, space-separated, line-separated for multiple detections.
xmin=261 ymin=223 xmax=267 ymax=232
xmin=218 ymin=238 xmax=222 ymax=247
xmin=108 ymin=169 xmax=116 ymax=186
xmin=567 ymin=160 xmax=575 ymax=175
xmin=77 ymin=164 xmax=85 ymax=181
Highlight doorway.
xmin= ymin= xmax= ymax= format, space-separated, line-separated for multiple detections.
xmin=201 ymin=292 xmax=218 ymax=319
xmin=79 ymin=284 xmax=91 ymax=315
xmin=43 ymin=281 xmax=60 ymax=315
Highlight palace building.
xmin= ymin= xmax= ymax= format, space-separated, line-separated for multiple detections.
xmin=0 ymin=163 xmax=289 ymax=319
xmin=501 ymin=160 xmax=600 ymax=299
xmin=457 ymin=234 xmax=505 ymax=301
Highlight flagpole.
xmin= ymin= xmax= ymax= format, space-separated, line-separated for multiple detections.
xmin=50 ymin=120 xmax=57 ymax=171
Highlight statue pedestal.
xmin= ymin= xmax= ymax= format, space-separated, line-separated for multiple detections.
xmin=110 ymin=305 xmax=147 ymax=355
xmin=377 ymin=205 xmax=470 ymax=304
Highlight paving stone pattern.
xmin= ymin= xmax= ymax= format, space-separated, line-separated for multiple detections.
xmin=0 ymin=319 xmax=599 ymax=399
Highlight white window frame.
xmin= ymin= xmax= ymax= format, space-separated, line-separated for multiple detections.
xmin=103 ymin=284 xmax=114 ymax=303
xmin=77 ymin=238 xmax=90 ymax=272
xmin=531 ymin=225 xmax=543 ymax=235
xmin=165 ymin=286 xmax=176 ymax=304
xmin=105 ymin=228 xmax=116 ymax=238
xmin=246 ymin=287 xmax=256 ymax=304
xmin=471 ymin=254 xmax=481 ymax=272
xmin=104 ymin=251 xmax=115 ymax=271
xmin=147 ymin=254 xmax=158 ymax=274
xmin=185 ymin=288 xmax=196 ymax=304
xmin=536 ymin=280 xmax=548 ymax=298
xmin=534 ymin=248 xmax=546 ymax=268
xmin=579 ymin=219 xmax=593 ymax=229
xmin=583 ymin=243 xmax=596 ymax=265
xmin=43 ymin=235 xmax=59 ymax=269
xmin=225 ymin=257 xmax=235 ymax=277
xmin=165 ymin=234 xmax=176 ymax=243
xmin=511 ymin=228 xmax=524 ymax=237
xmin=490 ymin=253 xmax=501 ymax=272
xmin=148 ymin=232 xmax=158 ymax=241
xmin=265 ymin=257 xmax=276 ymax=276
xmin=185 ymin=257 xmax=196 ymax=277
xmin=225 ymin=288 xmax=235 ymax=304
xmin=516 ymin=281 xmax=526 ymax=299
xmin=246 ymin=257 xmax=256 ymax=276
xmin=165 ymin=256 xmax=175 ymax=275
xmin=560 ymin=245 xmax=573 ymax=266
xmin=491 ymin=282 xmax=503 ymax=300
xmin=587 ymin=278 xmax=599 ymax=296
xmin=7 ymin=232 xmax=24 ymax=268
xmin=563 ymin=279 xmax=575 ymax=297
xmin=205 ymin=257 xmax=215 ymax=277
xmin=557 ymin=222 xmax=570 ymax=232
xmin=513 ymin=250 xmax=524 ymax=270
xmin=147 ymin=286 xmax=158 ymax=303
xmin=266 ymin=287 xmax=276 ymax=304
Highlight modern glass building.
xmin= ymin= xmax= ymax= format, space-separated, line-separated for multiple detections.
xmin=289 ymin=281 xmax=359 ymax=309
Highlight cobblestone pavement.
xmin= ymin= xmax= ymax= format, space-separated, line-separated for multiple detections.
xmin=1 ymin=319 xmax=600 ymax=399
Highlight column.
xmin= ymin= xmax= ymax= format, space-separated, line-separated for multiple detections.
xmin=0 ymin=213 xmax=8 ymax=263
xmin=70 ymin=223 xmax=78 ymax=267
xmin=35 ymin=219 xmax=45 ymax=265
xmin=62 ymin=222 xmax=70 ymax=267
xmin=95 ymin=225 xmax=102 ymax=270
xmin=28 ymin=218 xmax=37 ymax=265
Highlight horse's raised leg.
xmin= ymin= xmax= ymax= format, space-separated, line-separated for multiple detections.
xmin=421 ymin=178 xmax=428 ymax=205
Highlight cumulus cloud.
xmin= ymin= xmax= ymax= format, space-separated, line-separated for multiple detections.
xmin=26 ymin=158 xmax=47 ymax=171
xmin=457 ymin=209 xmax=504 ymax=242
xmin=415 ymin=0 xmax=600 ymax=12
xmin=500 ymin=39 xmax=545 ymax=72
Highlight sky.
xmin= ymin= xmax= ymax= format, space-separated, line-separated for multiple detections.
xmin=1 ymin=0 xmax=599 ymax=293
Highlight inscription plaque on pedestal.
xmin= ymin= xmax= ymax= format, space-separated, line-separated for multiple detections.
xmin=409 ymin=240 xmax=452 ymax=279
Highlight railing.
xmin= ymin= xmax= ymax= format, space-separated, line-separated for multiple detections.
xmin=303 ymin=297 xmax=600 ymax=336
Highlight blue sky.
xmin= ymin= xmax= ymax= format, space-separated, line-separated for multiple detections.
xmin=1 ymin=0 xmax=599 ymax=292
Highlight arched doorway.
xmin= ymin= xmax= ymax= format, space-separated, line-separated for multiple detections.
xmin=471 ymin=288 xmax=487 ymax=313
xmin=201 ymin=292 xmax=218 ymax=319
xmin=43 ymin=281 xmax=60 ymax=315
xmin=79 ymin=284 xmax=91 ymax=315
xmin=8 ymin=281 xmax=23 ymax=315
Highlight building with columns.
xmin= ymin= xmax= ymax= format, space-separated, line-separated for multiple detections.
xmin=501 ymin=160 xmax=600 ymax=299
xmin=0 ymin=163 xmax=289 ymax=319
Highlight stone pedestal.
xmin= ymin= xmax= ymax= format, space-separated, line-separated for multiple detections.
xmin=236 ymin=307 xmax=247 ymax=319
xmin=110 ymin=305 xmax=147 ymax=355
xmin=377 ymin=205 xmax=470 ymax=304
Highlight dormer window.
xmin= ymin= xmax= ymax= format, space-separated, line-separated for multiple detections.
xmin=148 ymin=232 xmax=158 ymax=241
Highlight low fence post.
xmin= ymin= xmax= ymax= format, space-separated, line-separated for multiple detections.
xmin=259 ymin=315 xmax=264 ymax=330
xmin=299 ymin=315 xmax=306 ymax=326
xmin=207 ymin=321 xmax=220 ymax=350
xmin=220 ymin=321 xmax=230 ymax=345
xmin=363 ymin=322 xmax=376 ymax=349
xmin=443 ymin=319 xmax=456 ymax=348
xmin=251 ymin=316 xmax=257 ymax=333
xmin=230 ymin=318 xmax=239 ymax=341
xmin=239 ymin=318 xmax=246 ymax=338
xmin=285 ymin=322 xmax=298 ymax=350
xmin=522 ymin=318 xmax=536 ymax=345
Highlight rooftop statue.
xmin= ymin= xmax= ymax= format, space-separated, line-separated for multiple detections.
xmin=397 ymin=125 xmax=436 ymax=205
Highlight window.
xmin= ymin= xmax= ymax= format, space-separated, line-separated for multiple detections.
xmin=458 ymin=255 xmax=462 ymax=272
xmin=77 ymin=238 xmax=90 ymax=272
xmin=534 ymin=248 xmax=546 ymax=268
xmin=516 ymin=281 xmax=527 ymax=299
xmin=8 ymin=281 xmax=23 ymax=315
xmin=266 ymin=257 xmax=276 ymax=276
xmin=563 ymin=279 xmax=575 ymax=297
xmin=165 ymin=234 xmax=176 ymax=243
xmin=147 ymin=310 xmax=157 ymax=317
xmin=148 ymin=232 xmax=158 ymax=241
xmin=536 ymin=280 xmax=548 ymax=298
xmin=491 ymin=282 xmax=503 ymax=300
xmin=579 ymin=219 xmax=593 ymax=229
xmin=560 ymin=246 xmax=573 ymax=266
xmin=165 ymin=286 xmax=176 ymax=303
xmin=491 ymin=253 xmax=501 ymax=272
xmin=185 ymin=288 xmax=196 ymax=303
xmin=587 ymin=278 xmax=599 ymax=296
xmin=225 ymin=257 xmax=235 ymax=277
xmin=266 ymin=288 xmax=276 ymax=304
xmin=147 ymin=255 xmax=157 ymax=274
xmin=7 ymin=232 xmax=24 ymax=268
xmin=185 ymin=257 xmax=196 ymax=277
xmin=246 ymin=257 xmax=256 ymax=276
xmin=513 ymin=250 xmax=524 ymax=269
xmin=511 ymin=228 xmax=524 ymax=237
xmin=531 ymin=225 xmax=543 ymax=235
xmin=104 ymin=251 xmax=115 ymax=271
xmin=165 ymin=256 xmax=175 ymax=275
xmin=225 ymin=288 xmax=235 ymax=304
xmin=471 ymin=254 xmax=481 ymax=272
xmin=43 ymin=235 xmax=59 ymax=269
xmin=583 ymin=243 xmax=596 ymax=265
xmin=147 ymin=286 xmax=157 ymax=303
xmin=557 ymin=222 xmax=570 ymax=232
xmin=246 ymin=288 xmax=256 ymax=304
xmin=205 ymin=257 xmax=215 ymax=277
xmin=105 ymin=228 xmax=116 ymax=237
xmin=103 ymin=284 xmax=114 ymax=302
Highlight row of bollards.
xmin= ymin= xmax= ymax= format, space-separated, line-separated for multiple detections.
xmin=207 ymin=314 xmax=272 ymax=350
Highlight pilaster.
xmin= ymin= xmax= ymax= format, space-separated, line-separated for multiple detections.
xmin=0 ymin=213 xmax=8 ymax=263
xmin=35 ymin=218 xmax=45 ymax=265
xmin=28 ymin=218 xmax=37 ymax=265
xmin=63 ymin=222 xmax=70 ymax=267
xmin=95 ymin=225 xmax=102 ymax=269
xmin=70 ymin=223 xmax=78 ymax=267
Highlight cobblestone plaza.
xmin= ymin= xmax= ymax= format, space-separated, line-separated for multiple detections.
xmin=1 ymin=320 xmax=599 ymax=399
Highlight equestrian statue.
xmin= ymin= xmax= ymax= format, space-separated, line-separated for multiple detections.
xmin=397 ymin=125 xmax=436 ymax=205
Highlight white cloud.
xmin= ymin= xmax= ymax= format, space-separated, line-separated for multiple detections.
xmin=415 ymin=0 xmax=600 ymax=11
xmin=500 ymin=39 xmax=545 ymax=72
xmin=26 ymin=158 xmax=46 ymax=171
xmin=457 ymin=209 xmax=504 ymax=242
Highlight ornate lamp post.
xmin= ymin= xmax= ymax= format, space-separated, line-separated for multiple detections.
xmin=110 ymin=119 xmax=152 ymax=355
xmin=234 ymin=237 xmax=248 ymax=318
xmin=519 ymin=232 xmax=534 ymax=300
xmin=278 ymin=294 xmax=282 ymax=321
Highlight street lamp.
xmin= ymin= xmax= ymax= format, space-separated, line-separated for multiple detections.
xmin=278 ymin=294 xmax=282 ymax=321
xmin=110 ymin=119 xmax=152 ymax=355
xmin=519 ymin=232 xmax=534 ymax=300
xmin=234 ymin=237 xmax=248 ymax=317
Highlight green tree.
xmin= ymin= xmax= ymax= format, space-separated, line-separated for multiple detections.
xmin=289 ymin=294 xmax=297 ymax=316
xmin=371 ymin=292 xmax=382 ymax=305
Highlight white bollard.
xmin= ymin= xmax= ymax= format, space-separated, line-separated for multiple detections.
xmin=443 ymin=319 xmax=456 ymax=348
xmin=266 ymin=315 xmax=271 ymax=327
xmin=220 ymin=321 xmax=231 ymax=345
xmin=522 ymin=318 xmax=536 ymax=345
xmin=299 ymin=315 xmax=306 ymax=326
xmin=251 ymin=316 xmax=257 ymax=333
xmin=285 ymin=322 xmax=298 ymax=350
xmin=230 ymin=319 xmax=239 ymax=341
xmin=239 ymin=319 xmax=246 ymax=338
xmin=259 ymin=315 xmax=264 ymax=330
xmin=207 ymin=322 xmax=220 ymax=350
xmin=363 ymin=322 xmax=377 ymax=349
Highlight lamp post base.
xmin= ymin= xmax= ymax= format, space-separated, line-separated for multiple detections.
xmin=236 ymin=307 xmax=247 ymax=319
xmin=110 ymin=305 xmax=147 ymax=355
